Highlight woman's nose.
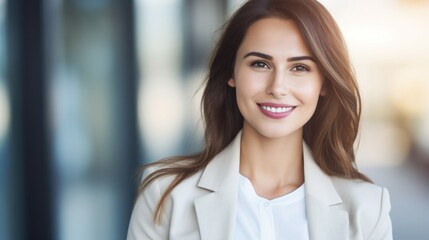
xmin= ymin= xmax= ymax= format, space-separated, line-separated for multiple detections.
xmin=266 ymin=71 xmax=289 ymax=98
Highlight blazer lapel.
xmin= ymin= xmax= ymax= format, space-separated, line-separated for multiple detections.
xmin=193 ymin=134 xmax=350 ymax=240
xmin=303 ymin=143 xmax=349 ymax=240
xmin=194 ymin=132 xmax=242 ymax=240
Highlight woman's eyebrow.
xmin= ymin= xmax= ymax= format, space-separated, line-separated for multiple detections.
xmin=287 ymin=56 xmax=316 ymax=63
xmin=243 ymin=51 xmax=273 ymax=60
xmin=243 ymin=51 xmax=316 ymax=63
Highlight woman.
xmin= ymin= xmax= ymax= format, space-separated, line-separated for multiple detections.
xmin=127 ymin=0 xmax=392 ymax=239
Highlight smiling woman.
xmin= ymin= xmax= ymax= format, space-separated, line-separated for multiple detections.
xmin=228 ymin=18 xmax=324 ymax=141
xmin=127 ymin=0 xmax=393 ymax=239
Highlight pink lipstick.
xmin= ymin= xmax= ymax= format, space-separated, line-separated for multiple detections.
xmin=257 ymin=102 xmax=296 ymax=119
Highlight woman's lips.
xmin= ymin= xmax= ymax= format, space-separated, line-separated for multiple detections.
xmin=257 ymin=103 xmax=296 ymax=119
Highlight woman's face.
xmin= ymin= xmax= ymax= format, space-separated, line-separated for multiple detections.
xmin=229 ymin=17 xmax=324 ymax=140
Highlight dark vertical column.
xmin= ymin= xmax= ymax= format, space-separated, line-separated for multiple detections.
xmin=114 ymin=0 xmax=140 ymax=236
xmin=7 ymin=0 xmax=53 ymax=239
xmin=5 ymin=1 xmax=25 ymax=239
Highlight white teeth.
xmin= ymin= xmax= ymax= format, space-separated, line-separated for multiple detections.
xmin=261 ymin=105 xmax=293 ymax=113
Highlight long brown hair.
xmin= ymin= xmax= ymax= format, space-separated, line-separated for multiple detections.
xmin=138 ymin=0 xmax=371 ymax=223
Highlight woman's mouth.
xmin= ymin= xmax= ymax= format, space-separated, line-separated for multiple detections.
xmin=257 ymin=103 xmax=296 ymax=119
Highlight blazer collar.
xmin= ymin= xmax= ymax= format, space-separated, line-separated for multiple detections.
xmin=194 ymin=131 xmax=241 ymax=240
xmin=303 ymin=143 xmax=349 ymax=239
xmin=303 ymin=143 xmax=342 ymax=205
xmin=194 ymin=132 xmax=349 ymax=240
xmin=196 ymin=131 xmax=241 ymax=192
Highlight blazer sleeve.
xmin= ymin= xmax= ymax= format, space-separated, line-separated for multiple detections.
xmin=368 ymin=187 xmax=393 ymax=240
xmin=127 ymin=169 xmax=170 ymax=240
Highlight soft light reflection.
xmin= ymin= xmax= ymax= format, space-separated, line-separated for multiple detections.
xmin=138 ymin=79 xmax=186 ymax=161
xmin=136 ymin=0 xmax=186 ymax=161
xmin=390 ymin=66 xmax=429 ymax=118
xmin=357 ymin=121 xmax=411 ymax=167
xmin=320 ymin=0 xmax=429 ymax=169
xmin=390 ymin=67 xmax=429 ymax=158
xmin=0 ymin=82 xmax=10 ymax=144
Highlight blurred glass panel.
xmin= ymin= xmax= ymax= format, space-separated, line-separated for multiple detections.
xmin=0 ymin=1 xmax=11 ymax=240
xmin=316 ymin=0 xmax=429 ymax=168
xmin=319 ymin=1 xmax=429 ymax=239
xmin=45 ymin=0 xmax=136 ymax=239
xmin=135 ymin=0 xmax=227 ymax=163
xmin=135 ymin=0 xmax=187 ymax=162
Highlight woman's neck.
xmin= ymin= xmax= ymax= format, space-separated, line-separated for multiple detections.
xmin=239 ymin=124 xmax=304 ymax=199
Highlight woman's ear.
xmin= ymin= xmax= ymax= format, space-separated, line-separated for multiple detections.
xmin=228 ymin=78 xmax=236 ymax=87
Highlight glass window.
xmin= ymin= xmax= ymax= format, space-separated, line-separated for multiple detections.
xmin=44 ymin=0 xmax=137 ymax=239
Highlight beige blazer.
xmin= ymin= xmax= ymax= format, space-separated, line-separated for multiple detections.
xmin=127 ymin=132 xmax=392 ymax=240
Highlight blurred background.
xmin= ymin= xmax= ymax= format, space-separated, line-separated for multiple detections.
xmin=0 ymin=0 xmax=428 ymax=239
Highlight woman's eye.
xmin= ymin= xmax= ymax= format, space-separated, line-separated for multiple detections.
xmin=250 ymin=61 xmax=270 ymax=69
xmin=291 ymin=64 xmax=310 ymax=72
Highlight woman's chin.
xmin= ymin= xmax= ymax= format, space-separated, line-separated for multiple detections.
xmin=244 ymin=125 xmax=303 ymax=141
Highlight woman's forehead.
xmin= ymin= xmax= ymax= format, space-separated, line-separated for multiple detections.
xmin=237 ymin=17 xmax=312 ymax=59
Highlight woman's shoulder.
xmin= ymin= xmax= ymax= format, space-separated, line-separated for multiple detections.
xmin=141 ymin=159 xmax=205 ymax=196
xmin=129 ymin=160 xmax=204 ymax=240
xmin=330 ymin=176 xmax=392 ymax=239
xmin=330 ymin=176 xmax=389 ymax=205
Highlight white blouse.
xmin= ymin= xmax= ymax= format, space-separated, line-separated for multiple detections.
xmin=234 ymin=174 xmax=309 ymax=240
